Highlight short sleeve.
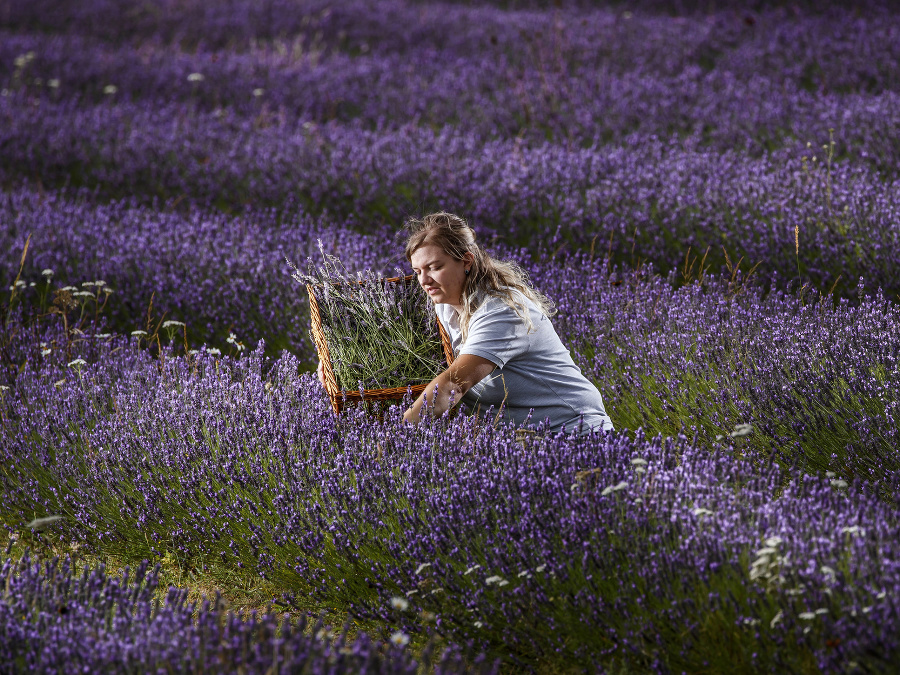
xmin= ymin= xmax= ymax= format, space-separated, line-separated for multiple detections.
xmin=458 ymin=297 xmax=530 ymax=368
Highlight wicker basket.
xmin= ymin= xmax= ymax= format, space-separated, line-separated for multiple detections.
xmin=308 ymin=274 xmax=455 ymax=415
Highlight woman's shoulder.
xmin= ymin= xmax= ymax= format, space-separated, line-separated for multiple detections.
xmin=478 ymin=288 xmax=537 ymax=315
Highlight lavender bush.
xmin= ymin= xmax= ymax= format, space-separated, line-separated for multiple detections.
xmin=0 ymin=550 xmax=489 ymax=674
xmin=1 ymin=321 xmax=899 ymax=671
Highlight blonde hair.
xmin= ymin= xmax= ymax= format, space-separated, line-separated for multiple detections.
xmin=404 ymin=212 xmax=555 ymax=343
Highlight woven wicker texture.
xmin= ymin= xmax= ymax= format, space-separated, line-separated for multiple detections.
xmin=308 ymin=274 xmax=455 ymax=415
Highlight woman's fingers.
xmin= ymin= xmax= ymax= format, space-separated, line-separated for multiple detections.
xmin=317 ymin=360 xmax=326 ymax=386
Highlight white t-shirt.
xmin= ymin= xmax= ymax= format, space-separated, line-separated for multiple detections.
xmin=435 ymin=291 xmax=614 ymax=435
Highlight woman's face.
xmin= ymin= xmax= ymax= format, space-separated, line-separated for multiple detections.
xmin=410 ymin=244 xmax=470 ymax=307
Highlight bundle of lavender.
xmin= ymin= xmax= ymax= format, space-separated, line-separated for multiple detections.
xmin=291 ymin=246 xmax=446 ymax=392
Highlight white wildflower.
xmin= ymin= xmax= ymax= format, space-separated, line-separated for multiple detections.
xmin=206 ymin=347 xmax=221 ymax=356
xmin=877 ymin=591 xmax=886 ymax=600
xmin=517 ymin=569 xmax=531 ymax=578
xmin=730 ymin=423 xmax=753 ymax=437
xmin=188 ymin=349 xmax=199 ymax=355
xmin=103 ymin=84 xmax=117 ymax=94
xmin=187 ymin=72 xmax=205 ymax=82
xmin=389 ymin=631 xmax=409 ymax=647
xmin=484 ymin=575 xmax=504 ymax=585
xmin=815 ymin=608 xmax=829 ymax=615
xmin=67 ymin=358 xmax=87 ymax=369
xmin=464 ymin=564 xmax=481 ymax=576
xmin=764 ymin=536 xmax=784 ymax=548
xmin=830 ymin=479 xmax=848 ymax=489
xmin=26 ymin=515 xmax=63 ymax=530
xmin=73 ymin=291 xmax=93 ymax=298
xmin=48 ymin=79 xmax=60 ymax=89
xmin=390 ymin=596 xmax=409 ymax=611
xmin=535 ymin=564 xmax=547 ymax=573
xmin=131 ymin=330 xmax=147 ymax=337
xmin=825 ymin=471 xmax=836 ymax=478
xmin=162 ymin=320 xmax=185 ymax=328
xmin=755 ymin=547 xmax=778 ymax=557
xmin=252 ymin=88 xmax=265 ymax=97
xmin=315 ymin=628 xmax=333 ymax=640
xmin=841 ymin=525 xmax=863 ymax=537
xmin=41 ymin=348 xmax=52 ymax=356
xmin=473 ymin=621 xmax=483 ymax=628
xmin=414 ymin=562 xmax=431 ymax=575
xmin=60 ymin=286 xmax=78 ymax=292
xmin=601 ymin=481 xmax=628 ymax=496
xmin=692 ymin=507 xmax=714 ymax=517
xmin=497 ymin=580 xmax=509 ymax=587
xmin=770 ymin=610 xmax=783 ymax=629
xmin=28 ymin=281 xmax=36 ymax=287
xmin=404 ymin=589 xmax=418 ymax=597
xmin=41 ymin=269 xmax=53 ymax=277
xmin=798 ymin=612 xmax=816 ymax=621
xmin=0 ymin=385 xmax=8 ymax=391
xmin=15 ymin=280 xmax=26 ymax=287
xmin=94 ymin=333 xmax=111 ymax=339
xmin=630 ymin=458 xmax=647 ymax=466
xmin=634 ymin=466 xmax=646 ymax=475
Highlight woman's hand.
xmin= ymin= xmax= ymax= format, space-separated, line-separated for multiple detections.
xmin=316 ymin=360 xmax=326 ymax=387
xmin=404 ymin=354 xmax=496 ymax=424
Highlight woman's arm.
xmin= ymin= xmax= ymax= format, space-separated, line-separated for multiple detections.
xmin=403 ymin=353 xmax=496 ymax=424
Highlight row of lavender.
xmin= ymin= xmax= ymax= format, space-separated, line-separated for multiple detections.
xmin=2 ymin=322 xmax=898 ymax=671
xmin=7 ymin=0 xmax=899 ymax=79
xmin=5 ymin=2 xmax=900 ymax=105
xmin=3 ymin=188 xmax=899 ymax=482
xmin=0 ymin=551 xmax=488 ymax=674
xmin=4 ymin=20 xmax=900 ymax=169
xmin=2 ymin=107 xmax=899 ymax=304
xmin=3 ymin=21 xmax=900 ymax=160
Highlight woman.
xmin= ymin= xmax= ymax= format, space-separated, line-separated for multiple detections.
xmin=400 ymin=211 xmax=613 ymax=435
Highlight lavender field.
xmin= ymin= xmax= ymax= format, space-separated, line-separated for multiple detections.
xmin=2 ymin=1 xmax=900 ymax=672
